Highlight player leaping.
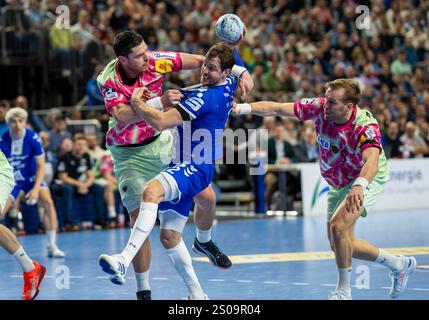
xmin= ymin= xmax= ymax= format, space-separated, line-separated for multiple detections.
xmin=234 ymin=79 xmax=416 ymax=300
xmin=99 ymin=43 xmax=239 ymax=299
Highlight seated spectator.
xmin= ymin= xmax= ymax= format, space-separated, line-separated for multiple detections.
xmin=265 ymin=123 xmax=298 ymax=210
xmin=86 ymin=133 xmax=117 ymax=226
xmin=52 ymin=134 xmax=105 ymax=230
xmin=382 ymin=121 xmax=402 ymax=159
xmin=48 ymin=115 xmax=72 ymax=153
xmin=398 ymin=121 xmax=429 ymax=158
xmin=294 ymin=126 xmax=318 ymax=162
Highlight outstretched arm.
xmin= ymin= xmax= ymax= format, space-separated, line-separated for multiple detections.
xmin=235 ymin=101 xmax=298 ymax=119
xmin=179 ymin=53 xmax=205 ymax=69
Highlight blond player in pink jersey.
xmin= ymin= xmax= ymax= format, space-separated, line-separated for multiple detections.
xmin=97 ymin=31 xmax=253 ymax=299
xmin=235 ymin=79 xmax=417 ymax=300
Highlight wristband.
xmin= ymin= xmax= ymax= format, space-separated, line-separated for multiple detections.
xmin=231 ymin=65 xmax=247 ymax=78
xmin=352 ymin=177 xmax=369 ymax=190
xmin=236 ymin=103 xmax=252 ymax=115
xmin=146 ymin=97 xmax=163 ymax=111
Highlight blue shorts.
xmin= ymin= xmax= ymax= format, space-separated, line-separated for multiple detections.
xmin=158 ymin=162 xmax=214 ymax=217
xmin=11 ymin=177 xmax=47 ymax=202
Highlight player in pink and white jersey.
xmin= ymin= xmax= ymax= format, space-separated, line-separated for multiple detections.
xmin=235 ymin=79 xmax=416 ymax=300
xmin=97 ymin=31 xmax=253 ymax=299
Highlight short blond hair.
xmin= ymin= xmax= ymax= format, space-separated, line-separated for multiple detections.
xmin=5 ymin=107 xmax=28 ymax=123
xmin=325 ymin=79 xmax=361 ymax=105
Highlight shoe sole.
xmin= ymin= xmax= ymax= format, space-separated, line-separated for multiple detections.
xmin=192 ymin=243 xmax=232 ymax=269
xmin=390 ymin=256 xmax=417 ymax=299
xmin=48 ymin=251 xmax=66 ymax=258
xmin=31 ymin=266 xmax=47 ymax=300
xmin=98 ymin=254 xmax=126 ymax=285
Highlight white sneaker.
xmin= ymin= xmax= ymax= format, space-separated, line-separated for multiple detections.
xmin=99 ymin=254 xmax=127 ymax=285
xmin=183 ymin=293 xmax=209 ymax=300
xmin=389 ymin=256 xmax=417 ymax=299
xmin=47 ymin=245 xmax=66 ymax=258
xmin=328 ymin=290 xmax=352 ymax=300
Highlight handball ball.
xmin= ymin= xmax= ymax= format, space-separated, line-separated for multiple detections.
xmin=215 ymin=14 xmax=244 ymax=44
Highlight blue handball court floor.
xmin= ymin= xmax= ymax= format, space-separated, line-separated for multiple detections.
xmin=1 ymin=209 xmax=428 ymax=300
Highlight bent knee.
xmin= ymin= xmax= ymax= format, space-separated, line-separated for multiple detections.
xmin=194 ymin=188 xmax=216 ymax=208
xmin=330 ymin=221 xmax=349 ymax=240
xmin=160 ymin=230 xmax=180 ymax=249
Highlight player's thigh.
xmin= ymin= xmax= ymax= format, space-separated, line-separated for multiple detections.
xmin=38 ymin=184 xmax=54 ymax=205
xmin=330 ymin=199 xmax=363 ymax=232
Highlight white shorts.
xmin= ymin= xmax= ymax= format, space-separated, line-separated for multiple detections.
xmin=158 ymin=208 xmax=188 ymax=233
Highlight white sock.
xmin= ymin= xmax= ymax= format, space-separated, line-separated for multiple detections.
xmin=166 ymin=239 xmax=205 ymax=299
xmin=375 ymin=249 xmax=404 ymax=271
xmin=135 ymin=271 xmax=151 ymax=291
xmin=108 ymin=206 xmax=117 ymax=219
xmin=336 ymin=267 xmax=352 ymax=295
xmin=46 ymin=230 xmax=56 ymax=247
xmin=196 ymin=227 xmax=212 ymax=243
xmin=121 ymin=202 xmax=158 ymax=267
xmin=13 ymin=246 xmax=35 ymax=272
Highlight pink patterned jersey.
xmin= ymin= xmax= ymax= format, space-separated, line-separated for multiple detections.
xmin=294 ymin=97 xmax=388 ymax=188
xmin=97 ymin=51 xmax=182 ymax=146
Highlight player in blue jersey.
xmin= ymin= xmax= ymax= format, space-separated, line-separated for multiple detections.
xmin=99 ymin=43 xmax=239 ymax=299
xmin=0 ymin=107 xmax=65 ymax=258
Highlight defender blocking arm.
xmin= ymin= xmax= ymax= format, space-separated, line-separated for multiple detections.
xmin=235 ymin=101 xmax=297 ymax=118
xmin=130 ymin=87 xmax=184 ymax=131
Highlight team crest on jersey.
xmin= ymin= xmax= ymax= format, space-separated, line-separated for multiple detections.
xmin=365 ymin=127 xmax=376 ymax=140
xmin=105 ymin=87 xmax=118 ymax=100
xmin=155 ymin=60 xmax=173 ymax=73
xmin=317 ymin=136 xmax=330 ymax=150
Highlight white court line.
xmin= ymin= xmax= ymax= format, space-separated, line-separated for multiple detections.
xmin=208 ymin=279 xmax=225 ymax=282
xmin=96 ymin=276 xmax=109 ymax=279
xmin=292 ymin=282 xmax=309 ymax=286
xmin=236 ymin=280 xmax=252 ymax=283
xmin=152 ymin=277 xmax=169 ymax=281
xmin=320 ymin=284 xmax=336 ymax=287
xmin=412 ymin=288 xmax=429 ymax=291
xmin=264 ymin=281 xmax=280 ymax=284
xmin=381 ymin=287 xmax=390 ymax=289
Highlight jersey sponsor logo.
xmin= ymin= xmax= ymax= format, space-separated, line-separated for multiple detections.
xmin=317 ymin=136 xmax=330 ymax=150
xmin=11 ymin=139 xmax=24 ymax=156
xmin=155 ymin=60 xmax=173 ymax=73
xmin=300 ymin=98 xmax=317 ymax=105
xmin=151 ymin=52 xmax=177 ymax=60
xmin=105 ymin=87 xmax=118 ymax=100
